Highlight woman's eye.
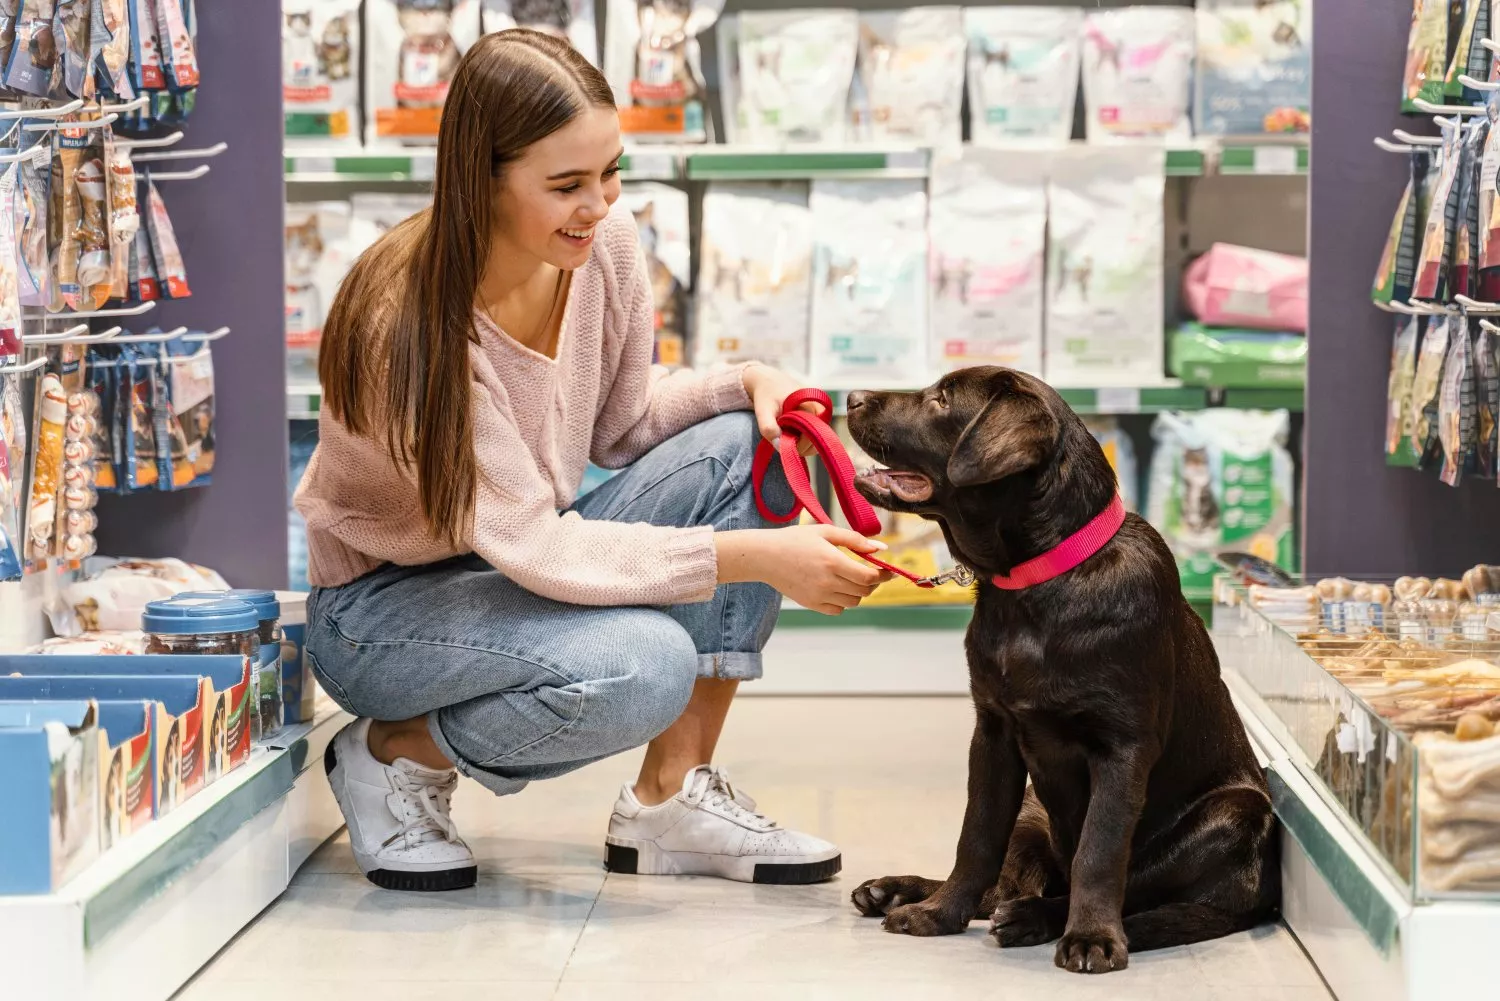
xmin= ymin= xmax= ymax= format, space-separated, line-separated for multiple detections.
xmin=604 ymin=164 xmax=621 ymax=178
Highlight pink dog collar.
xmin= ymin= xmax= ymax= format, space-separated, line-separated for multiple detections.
xmin=989 ymin=496 xmax=1127 ymax=591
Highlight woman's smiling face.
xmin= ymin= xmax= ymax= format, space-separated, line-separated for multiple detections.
xmin=492 ymin=105 xmax=623 ymax=271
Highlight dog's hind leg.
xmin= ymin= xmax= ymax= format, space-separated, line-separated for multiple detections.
xmin=1120 ymin=903 xmax=1261 ymax=952
xmin=989 ymin=894 xmax=1069 ymax=947
xmin=987 ymin=788 xmax=1065 ymax=908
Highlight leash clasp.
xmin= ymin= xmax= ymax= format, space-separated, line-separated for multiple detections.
xmin=917 ymin=565 xmax=977 ymax=589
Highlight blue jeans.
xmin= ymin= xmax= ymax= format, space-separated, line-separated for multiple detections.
xmin=304 ymin=412 xmax=789 ymax=796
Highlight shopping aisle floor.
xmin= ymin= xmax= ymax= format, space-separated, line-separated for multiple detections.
xmin=177 ymin=697 xmax=1329 ymax=1001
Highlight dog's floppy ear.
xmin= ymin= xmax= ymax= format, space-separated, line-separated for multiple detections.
xmin=946 ymin=392 xmax=1060 ymax=488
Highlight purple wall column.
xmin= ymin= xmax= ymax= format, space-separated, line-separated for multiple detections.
xmin=94 ymin=6 xmax=289 ymax=588
xmin=1304 ymin=0 xmax=1500 ymax=577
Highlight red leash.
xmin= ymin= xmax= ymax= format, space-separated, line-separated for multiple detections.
xmin=749 ymin=389 xmax=1126 ymax=592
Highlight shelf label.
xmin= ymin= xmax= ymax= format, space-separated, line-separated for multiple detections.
xmin=1252 ymin=146 xmax=1299 ymax=175
xmin=885 ymin=150 xmax=926 ymax=171
xmin=292 ymin=156 xmax=335 ymax=175
xmin=410 ymin=156 xmax=436 ymax=181
xmin=626 ymin=151 xmax=675 ymax=179
xmin=1096 ymin=387 xmax=1140 ymax=413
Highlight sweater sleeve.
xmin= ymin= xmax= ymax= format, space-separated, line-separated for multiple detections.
xmin=590 ymin=225 xmax=753 ymax=470
xmin=467 ymin=377 xmax=720 ymax=607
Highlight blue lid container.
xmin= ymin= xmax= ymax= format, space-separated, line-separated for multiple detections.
xmin=176 ymin=589 xmax=280 ymax=622
xmin=141 ymin=596 xmax=260 ymax=635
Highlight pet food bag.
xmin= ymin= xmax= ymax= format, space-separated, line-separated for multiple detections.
xmin=1403 ymin=0 xmax=1450 ymax=112
xmin=283 ymin=0 xmax=362 ymax=145
xmin=696 ymin=181 xmax=813 ymax=376
xmin=1045 ymin=146 xmax=1166 ymax=385
xmin=1182 ymin=243 xmax=1308 ymax=333
xmin=1083 ymin=416 xmax=1139 ymax=512
xmin=929 ymin=147 xmax=1045 ymax=376
xmin=810 ymin=178 xmax=927 ymax=383
xmin=1195 ymin=0 xmax=1310 ymax=135
xmin=617 ymin=182 xmax=690 ymax=367
xmin=0 ymin=372 xmax=25 ymax=580
xmin=964 ymin=7 xmax=1083 ymax=145
xmin=603 ymin=0 xmax=721 ymax=142
xmin=366 ymin=0 xmax=482 ymax=144
xmin=1147 ymin=408 xmax=1296 ymax=594
xmin=1081 ymin=6 xmax=1195 ymax=144
xmin=732 ymin=10 xmax=858 ymax=146
xmin=481 ymin=0 xmax=597 ymax=65
xmin=853 ymin=6 xmax=965 ymax=150
xmin=346 ymin=191 xmax=431 ymax=257
xmin=284 ymin=200 xmax=354 ymax=352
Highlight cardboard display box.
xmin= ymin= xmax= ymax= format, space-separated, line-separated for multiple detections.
xmin=0 ymin=701 xmax=103 ymax=895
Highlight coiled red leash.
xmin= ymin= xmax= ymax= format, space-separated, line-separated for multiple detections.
xmin=749 ymin=389 xmax=963 ymax=589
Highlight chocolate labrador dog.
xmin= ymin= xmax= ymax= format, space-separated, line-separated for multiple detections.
xmin=844 ymin=367 xmax=1278 ymax=974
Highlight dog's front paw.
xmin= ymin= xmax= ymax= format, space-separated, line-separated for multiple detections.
xmin=1054 ymin=926 xmax=1128 ymax=974
xmin=989 ymin=896 xmax=1066 ymax=948
xmin=882 ymin=900 xmax=969 ymax=937
xmin=850 ymin=875 xmax=942 ymax=917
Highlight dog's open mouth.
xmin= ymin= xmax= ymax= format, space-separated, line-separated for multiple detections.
xmin=856 ymin=466 xmax=934 ymax=503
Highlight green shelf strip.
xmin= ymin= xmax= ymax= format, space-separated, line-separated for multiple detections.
xmin=1219 ymin=144 xmax=1310 ymax=176
xmin=687 ymin=150 xmax=926 ymax=180
xmin=1056 ymin=386 xmax=1208 ymax=413
xmin=1218 ymin=387 xmax=1306 ymax=411
xmin=1164 ymin=148 xmax=1206 ymax=177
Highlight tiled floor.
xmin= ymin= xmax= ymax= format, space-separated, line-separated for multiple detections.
xmin=177 ymin=698 xmax=1330 ymax=1001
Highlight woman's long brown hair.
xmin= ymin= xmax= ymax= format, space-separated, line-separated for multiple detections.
xmin=318 ymin=30 xmax=614 ymax=546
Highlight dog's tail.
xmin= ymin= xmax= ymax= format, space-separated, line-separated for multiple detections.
xmin=1122 ymin=903 xmax=1273 ymax=953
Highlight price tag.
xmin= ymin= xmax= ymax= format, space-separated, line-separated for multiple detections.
xmin=627 ymin=150 xmax=675 ymax=180
xmin=410 ymin=155 xmax=436 ymax=181
xmin=293 ymin=156 xmax=335 ymax=175
xmin=1253 ymin=146 xmax=1299 ymax=175
xmin=1095 ymin=387 xmax=1141 ymax=413
xmin=885 ymin=150 xmax=927 ymax=171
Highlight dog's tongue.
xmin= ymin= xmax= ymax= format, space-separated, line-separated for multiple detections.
xmin=857 ymin=467 xmax=934 ymax=502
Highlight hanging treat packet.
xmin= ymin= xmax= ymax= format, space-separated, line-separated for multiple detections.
xmin=15 ymin=128 xmax=50 ymax=308
xmin=106 ymin=137 xmax=137 ymax=299
xmin=852 ymin=7 xmax=965 ymax=149
xmin=8 ymin=0 xmax=58 ymax=96
xmin=0 ymin=1 xmax=20 ymax=78
xmin=1452 ymin=117 xmax=1488 ymax=296
xmin=929 ymin=147 xmax=1045 ymax=376
xmin=26 ymin=368 xmax=66 ymax=564
xmin=1080 ymin=6 xmax=1195 ymax=143
xmin=86 ymin=343 xmax=118 ymax=490
xmin=1045 ymin=145 xmax=1166 ymax=386
xmin=126 ymin=0 xmax=162 ymax=89
xmin=964 ymin=7 xmax=1082 ymax=145
xmin=603 ymin=0 xmax=720 ymax=142
xmin=1438 ymin=318 xmax=1475 ymax=484
xmin=0 ymin=371 xmax=23 ymax=580
xmin=146 ymin=341 xmax=178 ymax=488
xmin=1414 ymin=120 xmax=1464 ymax=302
xmin=119 ymin=342 xmax=158 ymax=489
xmin=1404 ymin=0 xmax=1450 ymax=111
xmin=1475 ymin=323 xmax=1499 ymax=479
xmin=480 ymin=0 xmax=596 ymax=64
xmin=1401 ymin=148 xmax=1437 ymax=303
xmin=733 ymin=10 xmax=858 ymax=145
xmin=1386 ymin=313 xmax=1424 ymax=467
xmin=1445 ymin=0 xmax=1486 ymax=100
xmin=1479 ymin=94 xmax=1500 ymax=299
xmin=152 ymin=0 xmax=196 ymax=88
xmin=52 ymin=0 xmax=91 ymax=99
xmin=366 ymin=0 xmax=481 ymax=144
xmin=126 ymin=219 xmax=158 ymax=299
xmin=618 ymin=183 xmax=690 ymax=368
xmin=71 ymin=128 xmax=111 ymax=308
xmin=0 ymin=164 xmax=20 ymax=357
xmin=1195 ymin=0 xmax=1310 ymax=135
xmin=1413 ymin=313 xmax=1452 ymax=466
xmin=56 ymin=377 xmax=99 ymax=562
xmin=52 ymin=122 xmax=86 ymax=309
xmin=163 ymin=335 xmax=212 ymax=487
xmin=283 ymin=0 xmax=361 ymax=145
xmin=809 ymin=178 xmax=927 ymax=383
xmin=142 ymin=174 xmax=188 ymax=297
xmin=91 ymin=0 xmax=131 ymax=97
xmin=1373 ymin=150 xmax=1426 ymax=306
xmin=695 ymin=181 xmax=812 ymax=376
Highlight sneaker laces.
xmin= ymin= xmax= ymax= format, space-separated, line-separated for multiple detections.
xmin=384 ymin=769 xmax=460 ymax=849
xmin=685 ymin=766 xmax=776 ymax=831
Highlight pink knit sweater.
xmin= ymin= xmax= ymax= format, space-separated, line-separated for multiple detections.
xmin=293 ymin=205 xmax=753 ymax=605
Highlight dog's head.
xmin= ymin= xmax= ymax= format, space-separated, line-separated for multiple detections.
xmin=847 ymin=367 xmax=1117 ymax=574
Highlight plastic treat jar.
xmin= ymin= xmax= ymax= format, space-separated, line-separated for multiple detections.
xmin=142 ymin=596 xmax=263 ymax=741
xmin=178 ymin=588 xmax=284 ymax=738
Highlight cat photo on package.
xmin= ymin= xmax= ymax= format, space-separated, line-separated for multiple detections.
xmin=284 ymin=0 xmax=361 ymax=144
xmin=618 ymin=182 xmax=689 ymax=367
xmin=366 ymin=0 xmax=482 ymax=145
xmin=481 ymin=0 xmax=597 ymax=64
xmin=603 ymin=0 xmax=721 ymax=142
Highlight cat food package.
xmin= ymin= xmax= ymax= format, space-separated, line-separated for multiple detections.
xmin=1182 ymin=243 xmax=1308 ymax=333
xmin=480 ymin=0 xmax=596 ymax=65
xmin=732 ymin=9 xmax=858 ymax=145
xmin=929 ymin=147 xmax=1045 ymax=376
xmin=8 ymin=0 xmax=59 ymax=97
xmin=696 ymin=181 xmax=812 ymax=375
xmin=366 ymin=0 xmax=482 ymax=144
xmin=284 ymin=200 xmax=354 ymax=351
xmin=1045 ymin=145 xmax=1166 ymax=386
xmin=852 ymin=6 xmax=965 ymax=149
xmin=1452 ymin=116 xmax=1488 ymax=297
xmin=120 ymin=342 xmax=158 ymax=490
xmin=1403 ymin=0 xmax=1449 ymax=112
xmin=143 ymin=175 xmax=188 ymax=298
xmin=1147 ymin=408 xmax=1296 ymax=594
xmin=85 ymin=343 xmax=118 ymax=491
xmin=964 ymin=7 xmax=1082 ymax=145
xmin=1081 ymin=6 xmax=1195 ymax=144
xmin=283 ymin=0 xmax=362 ymax=145
xmin=603 ymin=0 xmax=720 ymax=142
xmin=1083 ymin=416 xmax=1139 ymax=511
xmin=1195 ymin=0 xmax=1310 ymax=135
xmin=809 ymin=178 xmax=927 ymax=383
xmin=617 ymin=182 xmax=689 ymax=368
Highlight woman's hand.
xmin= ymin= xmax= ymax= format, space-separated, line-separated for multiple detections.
xmin=716 ymin=526 xmax=894 ymax=616
xmin=743 ymin=362 xmax=820 ymax=454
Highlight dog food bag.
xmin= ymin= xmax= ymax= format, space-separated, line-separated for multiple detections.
xmin=1080 ymin=6 xmax=1195 ymax=144
xmin=852 ymin=7 xmax=965 ymax=149
xmin=1146 ymin=408 xmax=1296 ymax=594
xmin=366 ymin=0 xmax=482 ymax=145
xmin=68 ymin=131 xmax=111 ymax=310
xmin=964 ymin=7 xmax=1082 ymax=145
xmin=696 ymin=181 xmax=812 ymax=376
xmin=604 ymin=0 xmax=720 ymax=142
xmin=26 ymin=370 xmax=65 ymax=563
xmin=1415 ymin=119 xmax=1464 ymax=302
xmin=1195 ymin=0 xmax=1310 ymax=136
xmin=284 ymin=200 xmax=354 ymax=352
xmin=1083 ymin=416 xmax=1139 ymax=512
xmin=481 ymin=0 xmax=597 ymax=65
xmin=164 ymin=335 xmax=212 ymax=488
xmin=1404 ymin=0 xmax=1450 ymax=111
xmin=734 ymin=9 xmax=858 ymax=146
xmin=929 ymin=147 xmax=1045 ymax=376
xmin=1387 ymin=314 xmax=1424 ymax=467
xmin=1045 ymin=145 xmax=1166 ymax=386
xmin=809 ymin=178 xmax=927 ymax=383
xmin=618 ymin=182 xmax=689 ymax=367
xmin=283 ymin=0 xmax=362 ymax=145
xmin=106 ymin=137 xmax=137 ymax=300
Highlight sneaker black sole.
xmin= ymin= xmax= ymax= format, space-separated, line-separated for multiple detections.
xmin=604 ymin=843 xmax=639 ymax=874
xmin=754 ymin=854 xmax=842 ymax=885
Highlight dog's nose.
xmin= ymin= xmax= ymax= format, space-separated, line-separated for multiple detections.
xmin=846 ymin=391 xmax=870 ymax=412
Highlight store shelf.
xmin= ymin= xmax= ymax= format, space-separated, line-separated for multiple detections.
xmin=283 ymin=146 xmax=682 ymax=183
xmin=1218 ymin=142 xmax=1310 ymax=176
xmin=0 ymin=707 xmax=351 ymax=1001
xmin=687 ymin=147 xmax=930 ymax=180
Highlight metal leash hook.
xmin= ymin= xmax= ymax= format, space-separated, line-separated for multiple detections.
xmin=919 ymin=565 xmax=976 ymax=588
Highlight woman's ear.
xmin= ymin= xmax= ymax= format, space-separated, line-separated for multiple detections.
xmin=946 ymin=393 xmax=1060 ymax=488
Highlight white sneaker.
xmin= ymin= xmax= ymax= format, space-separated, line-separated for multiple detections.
xmin=324 ymin=718 xmax=477 ymax=892
xmin=604 ymin=765 xmax=841 ymax=884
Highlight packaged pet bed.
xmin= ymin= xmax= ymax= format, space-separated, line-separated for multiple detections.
xmin=1182 ymin=243 xmax=1308 ymax=333
xmin=283 ymin=0 xmax=363 ymax=145
xmin=1080 ymin=6 xmax=1195 ymax=144
xmin=1195 ymin=0 xmax=1311 ymax=135
xmin=964 ymin=6 xmax=1083 ymax=145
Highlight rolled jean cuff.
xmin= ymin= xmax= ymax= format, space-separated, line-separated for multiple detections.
xmin=426 ymin=710 xmax=528 ymax=797
xmin=699 ymin=652 xmax=762 ymax=681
